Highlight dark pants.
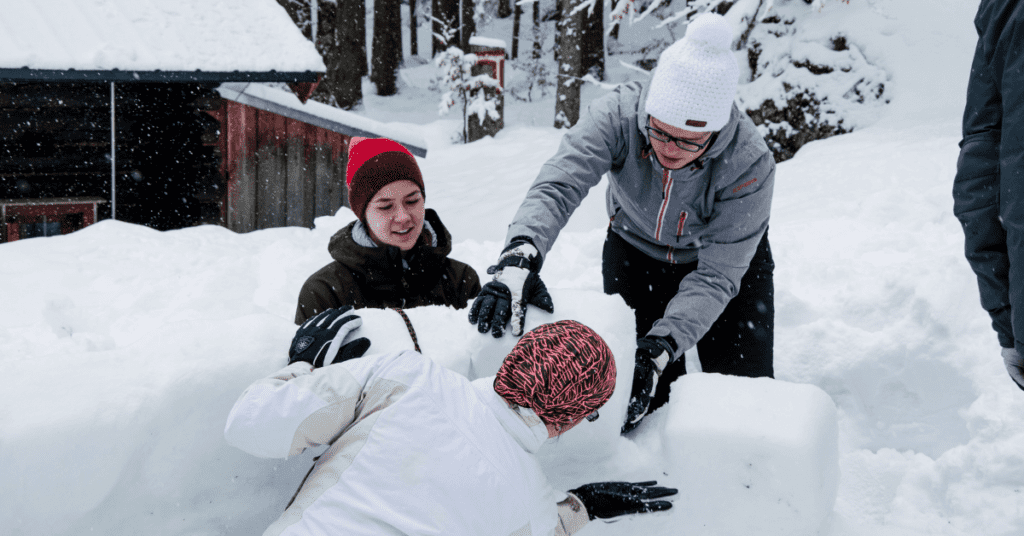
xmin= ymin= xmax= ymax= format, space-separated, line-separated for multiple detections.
xmin=603 ymin=229 xmax=775 ymax=413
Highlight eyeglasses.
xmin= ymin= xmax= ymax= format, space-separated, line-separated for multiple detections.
xmin=645 ymin=125 xmax=713 ymax=153
xmin=585 ymin=409 xmax=600 ymax=422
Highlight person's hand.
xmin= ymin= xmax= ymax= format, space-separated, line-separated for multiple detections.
xmin=1002 ymin=347 xmax=1024 ymax=391
xmin=468 ymin=241 xmax=553 ymax=338
xmin=568 ymin=481 xmax=677 ymax=520
xmin=622 ymin=336 xmax=674 ymax=433
xmin=289 ymin=307 xmax=371 ymax=368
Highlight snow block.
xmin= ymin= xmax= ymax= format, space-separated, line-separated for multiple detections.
xmin=662 ymin=373 xmax=839 ymax=536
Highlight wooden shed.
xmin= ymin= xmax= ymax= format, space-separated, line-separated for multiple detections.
xmin=0 ymin=0 xmax=424 ymax=243
xmin=207 ymin=83 xmax=428 ymax=234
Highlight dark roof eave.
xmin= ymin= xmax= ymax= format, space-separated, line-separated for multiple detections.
xmin=0 ymin=68 xmax=322 ymax=83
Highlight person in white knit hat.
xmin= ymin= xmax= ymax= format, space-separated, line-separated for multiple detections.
xmin=468 ymin=12 xmax=776 ymax=433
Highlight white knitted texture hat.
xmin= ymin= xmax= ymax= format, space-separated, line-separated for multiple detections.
xmin=645 ymin=13 xmax=739 ymax=132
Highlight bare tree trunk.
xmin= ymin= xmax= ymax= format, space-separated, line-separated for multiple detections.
xmin=410 ymin=0 xmax=418 ymax=56
xmin=511 ymin=0 xmax=522 ymax=59
xmin=581 ymin=0 xmax=604 ymax=80
xmin=372 ymin=0 xmax=402 ymax=95
xmin=554 ymin=0 xmax=582 ymax=128
xmin=459 ymin=0 xmax=476 ymax=51
xmin=498 ymin=0 xmax=512 ymax=18
xmin=354 ymin=0 xmax=368 ymax=77
xmin=335 ymin=0 xmax=366 ymax=107
xmin=532 ymin=2 xmax=542 ymax=59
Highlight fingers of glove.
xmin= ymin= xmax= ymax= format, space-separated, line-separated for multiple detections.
xmin=468 ymin=296 xmax=483 ymax=325
xmin=315 ymin=307 xmax=345 ymax=328
xmin=300 ymin=310 xmax=327 ymax=330
xmin=474 ymin=295 xmax=496 ymax=333
xmin=327 ymin=313 xmax=361 ymax=336
xmin=323 ymin=316 xmax=363 ymax=365
xmin=333 ymin=337 xmax=371 ymax=365
xmin=491 ymin=294 xmax=511 ymax=338
xmin=642 ymin=500 xmax=674 ymax=513
xmin=632 ymin=485 xmax=679 ymax=500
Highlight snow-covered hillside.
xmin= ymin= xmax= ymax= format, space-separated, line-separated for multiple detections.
xmin=3 ymin=0 xmax=1023 ymax=535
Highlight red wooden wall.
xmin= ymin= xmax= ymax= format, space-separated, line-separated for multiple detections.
xmin=207 ymin=101 xmax=349 ymax=233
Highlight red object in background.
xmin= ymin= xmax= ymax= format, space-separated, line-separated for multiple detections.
xmin=474 ymin=47 xmax=506 ymax=88
xmin=1 ymin=197 xmax=107 ymax=243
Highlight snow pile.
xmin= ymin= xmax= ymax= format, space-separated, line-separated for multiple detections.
xmin=0 ymin=0 xmax=324 ymax=72
xmin=0 ymin=216 xmax=840 ymax=536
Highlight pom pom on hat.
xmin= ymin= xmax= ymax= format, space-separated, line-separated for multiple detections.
xmin=645 ymin=13 xmax=739 ymax=132
xmin=345 ymin=137 xmax=425 ymax=221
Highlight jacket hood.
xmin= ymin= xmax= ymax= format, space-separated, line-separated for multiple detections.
xmin=637 ymin=73 xmax=741 ymax=163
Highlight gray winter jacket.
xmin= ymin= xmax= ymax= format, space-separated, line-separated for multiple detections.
xmin=953 ymin=0 xmax=1024 ymax=353
xmin=505 ymin=81 xmax=775 ymax=358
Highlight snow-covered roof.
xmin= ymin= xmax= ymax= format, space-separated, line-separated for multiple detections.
xmin=216 ymin=83 xmax=428 ymax=158
xmin=0 ymin=0 xmax=325 ymax=81
xmin=469 ymin=36 xmax=507 ymax=50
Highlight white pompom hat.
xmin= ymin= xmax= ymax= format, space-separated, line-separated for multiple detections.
xmin=645 ymin=13 xmax=739 ymax=132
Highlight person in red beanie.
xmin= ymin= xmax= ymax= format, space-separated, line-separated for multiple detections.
xmin=294 ymin=137 xmax=480 ymax=323
xmin=226 ymin=317 xmax=677 ymax=535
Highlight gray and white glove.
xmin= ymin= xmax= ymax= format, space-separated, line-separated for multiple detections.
xmin=289 ymin=307 xmax=370 ymax=368
xmin=1001 ymin=347 xmax=1024 ymax=391
xmin=622 ymin=336 xmax=674 ymax=434
xmin=468 ymin=240 xmax=554 ymax=338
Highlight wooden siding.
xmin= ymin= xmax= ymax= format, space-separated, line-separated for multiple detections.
xmin=214 ymin=100 xmax=348 ymax=234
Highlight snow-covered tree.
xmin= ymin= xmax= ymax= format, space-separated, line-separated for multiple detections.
xmin=435 ymin=47 xmax=503 ymax=142
xmin=634 ymin=0 xmax=888 ymax=162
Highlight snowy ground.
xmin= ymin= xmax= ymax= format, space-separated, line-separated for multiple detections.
xmin=3 ymin=0 xmax=1024 ymax=535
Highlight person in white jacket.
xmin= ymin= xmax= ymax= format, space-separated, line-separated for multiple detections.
xmin=225 ymin=307 xmax=676 ymax=536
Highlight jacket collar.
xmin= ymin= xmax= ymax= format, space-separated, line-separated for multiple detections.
xmin=472 ymin=377 xmax=548 ymax=454
xmin=327 ymin=208 xmax=453 ymax=289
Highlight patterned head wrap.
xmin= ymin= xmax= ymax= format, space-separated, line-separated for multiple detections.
xmin=494 ymin=320 xmax=616 ymax=429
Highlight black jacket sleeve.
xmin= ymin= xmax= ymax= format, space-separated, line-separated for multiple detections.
xmin=953 ymin=0 xmax=1024 ymax=349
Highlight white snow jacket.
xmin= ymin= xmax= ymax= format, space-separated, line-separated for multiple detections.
xmin=224 ymin=351 xmax=591 ymax=536
xmin=505 ymin=80 xmax=775 ymax=358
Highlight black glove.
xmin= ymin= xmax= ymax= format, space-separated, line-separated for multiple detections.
xmin=622 ymin=336 xmax=675 ymax=433
xmin=468 ymin=240 xmax=554 ymax=338
xmin=289 ymin=307 xmax=371 ymax=368
xmin=1002 ymin=347 xmax=1024 ymax=391
xmin=568 ymin=481 xmax=677 ymax=520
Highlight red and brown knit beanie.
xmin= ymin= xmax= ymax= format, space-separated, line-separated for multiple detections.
xmin=494 ymin=320 xmax=617 ymax=429
xmin=346 ymin=137 xmax=425 ymax=221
